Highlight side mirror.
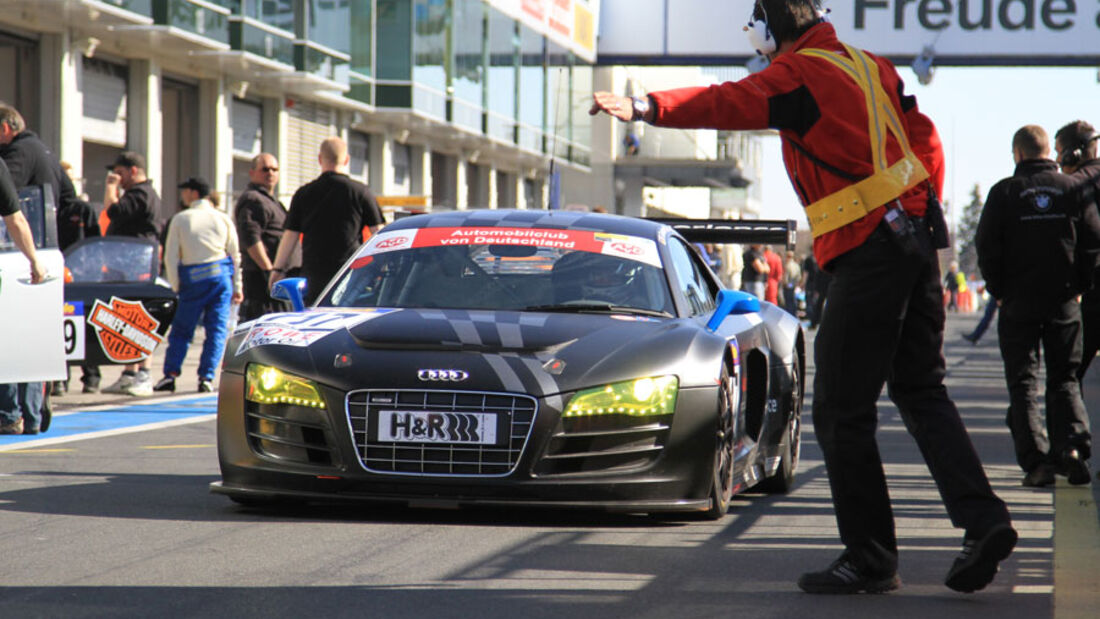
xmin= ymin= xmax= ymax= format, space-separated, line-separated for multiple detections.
xmin=271 ymin=277 xmax=308 ymax=312
xmin=706 ymin=289 xmax=761 ymax=332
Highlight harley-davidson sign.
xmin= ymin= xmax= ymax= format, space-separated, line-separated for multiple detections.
xmin=88 ymin=297 xmax=164 ymax=363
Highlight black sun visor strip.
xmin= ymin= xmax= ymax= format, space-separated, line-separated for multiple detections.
xmin=647 ymin=218 xmax=798 ymax=249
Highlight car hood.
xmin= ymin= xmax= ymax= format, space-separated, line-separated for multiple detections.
xmin=229 ymin=308 xmax=722 ymax=396
xmin=346 ymin=308 xmax=662 ymax=353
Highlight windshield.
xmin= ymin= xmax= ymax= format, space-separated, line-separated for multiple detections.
xmin=324 ymin=227 xmax=675 ymax=315
xmin=65 ymin=238 xmax=158 ymax=283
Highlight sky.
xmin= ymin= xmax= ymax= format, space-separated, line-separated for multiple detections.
xmin=758 ymin=66 xmax=1100 ymax=233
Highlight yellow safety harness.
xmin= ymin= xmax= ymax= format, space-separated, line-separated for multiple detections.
xmin=795 ymin=44 xmax=929 ymax=238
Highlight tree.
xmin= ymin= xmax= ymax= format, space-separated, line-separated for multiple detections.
xmin=955 ymin=184 xmax=984 ymax=277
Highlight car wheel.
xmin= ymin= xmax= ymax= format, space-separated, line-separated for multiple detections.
xmin=702 ymin=363 xmax=737 ymax=520
xmin=758 ymin=355 xmax=801 ymax=494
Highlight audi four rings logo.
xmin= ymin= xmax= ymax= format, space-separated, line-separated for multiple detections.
xmin=418 ymin=369 xmax=469 ymax=382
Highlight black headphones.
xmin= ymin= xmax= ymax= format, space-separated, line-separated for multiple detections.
xmin=1062 ymin=132 xmax=1099 ymax=168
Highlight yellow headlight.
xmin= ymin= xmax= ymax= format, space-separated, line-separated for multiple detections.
xmin=563 ymin=375 xmax=678 ymax=417
xmin=245 ymin=364 xmax=326 ymax=409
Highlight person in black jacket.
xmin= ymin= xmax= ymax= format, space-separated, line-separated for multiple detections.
xmin=0 ymin=103 xmax=77 ymax=420
xmin=100 ymin=151 xmax=162 ymax=396
xmin=0 ymin=158 xmax=47 ymax=435
xmin=976 ymin=124 xmax=1100 ymax=487
xmin=1056 ymin=122 xmax=1100 ymax=379
xmin=1056 ymin=120 xmax=1100 ymax=483
xmin=0 ymin=105 xmax=104 ymax=394
xmin=103 ymin=151 xmax=161 ymax=243
xmin=57 ymin=161 xmax=102 ymax=394
xmin=56 ymin=161 xmax=100 ymax=251
xmin=234 ymin=153 xmax=300 ymax=321
xmin=269 ymin=137 xmax=383 ymax=305
xmin=0 ymin=104 xmax=80 ymax=212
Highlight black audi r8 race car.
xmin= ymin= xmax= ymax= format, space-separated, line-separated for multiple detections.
xmin=212 ymin=209 xmax=804 ymax=518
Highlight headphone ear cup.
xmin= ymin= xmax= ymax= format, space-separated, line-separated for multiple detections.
xmin=745 ymin=19 xmax=776 ymax=56
xmin=1066 ymin=133 xmax=1098 ymax=167
xmin=1064 ymin=148 xmax=1082 ymax=168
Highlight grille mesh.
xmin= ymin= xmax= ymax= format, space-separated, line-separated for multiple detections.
xmin=346 ymin=390 xmax=537 ymax=476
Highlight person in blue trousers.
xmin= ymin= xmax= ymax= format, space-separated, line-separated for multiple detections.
xmin=154 ymin=177 xmax=242 ymax=393
xmin=962 ymin=300 xmax=999 ymax=344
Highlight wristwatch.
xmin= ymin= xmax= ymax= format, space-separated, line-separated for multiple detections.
xmin=630 ymin=95 xmax=651 ymax=121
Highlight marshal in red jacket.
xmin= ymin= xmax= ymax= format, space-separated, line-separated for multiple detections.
xmin=648 ymin=22 xmax=945 ymax=269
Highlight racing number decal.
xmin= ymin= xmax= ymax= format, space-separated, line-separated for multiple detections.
xmin=63 ymin=301 xmax=86 ymax=361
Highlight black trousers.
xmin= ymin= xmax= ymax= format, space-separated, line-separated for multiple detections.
xmin=998 ymin=299 xmax=1092 ymax=470
xmin=239 ymin=269 xmax=290 ymax=323
xmin=813 ymin=221 xmax=1009 ymax=572
xmin=1076 ymin=301 xmax=1100 ymax=391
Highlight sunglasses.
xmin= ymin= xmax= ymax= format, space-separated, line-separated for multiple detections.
xmin=258 ymin=166 xmax=279 ymax=173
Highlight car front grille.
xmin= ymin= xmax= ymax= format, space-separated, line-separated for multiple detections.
xmin=346 ymin=390 xmax=537 ymax=476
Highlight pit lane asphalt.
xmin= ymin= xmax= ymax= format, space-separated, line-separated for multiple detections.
xmin=0 ymin=312 xmax=1097 ymax=619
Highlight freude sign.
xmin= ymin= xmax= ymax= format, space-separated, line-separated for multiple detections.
xmin=597 ymin=0 xmax=1100 ymax=64
xmin=849 ymin=0 xmax=1100 ymax=61
xmin=855 ymin=0 xmax=1087 ymax=30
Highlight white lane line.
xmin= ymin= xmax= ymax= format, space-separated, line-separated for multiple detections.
xmin=0 ymin=414 xmax=216 ymax=452
xmin=49 ymin=393 xmax=217 ymax=416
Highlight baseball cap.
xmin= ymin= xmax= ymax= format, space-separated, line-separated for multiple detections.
xmin=106 ymin=150 xmax=147 ymax=171
xmin=178 ymin=176 xmax=211 ymax=197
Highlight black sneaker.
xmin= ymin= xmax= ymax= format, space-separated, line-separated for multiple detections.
xmin=153 ymin=376 xmax=177 ymax=393
xmin=797 ymin=554 xmax=900 ymax=594
xmin=1060 ymin=449 xmax=1091 ymax=485
xmin=1021 ymin=463 xmax=1056 ymax=487
xmin=81 ymin=372 xmax=100 ymax=393
xmin=945 ymin=523 xmax=1018 ymax=593
xmin=40 ymin=398 xmax=51 ymax=433
xmin=198 ymin=379 xmax=213 ymax=393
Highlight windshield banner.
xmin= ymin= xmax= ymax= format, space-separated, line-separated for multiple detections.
xmin=355 ymin=227 xmax=661 ymax=267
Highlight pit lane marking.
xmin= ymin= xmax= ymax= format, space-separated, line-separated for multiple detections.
xmin=140 ymin=444 xmax=214 ymax=450
xmin=0 ymin=394 xmax=217 ymax=452
xmin=0 ymin=415 xmax=216 ymax=452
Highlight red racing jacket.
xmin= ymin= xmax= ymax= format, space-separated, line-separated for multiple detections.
xmin=648 ymin=22 xmax=945 ymax=268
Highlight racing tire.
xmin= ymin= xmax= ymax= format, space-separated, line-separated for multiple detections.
xmin=758 ymin=355 xmax=802 ymax=494
xmin=702 ymin=363 xmax=737 ymax=520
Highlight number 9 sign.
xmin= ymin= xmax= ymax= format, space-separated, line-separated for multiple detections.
xmin=63 ymin=301 xmax=85 ymax=361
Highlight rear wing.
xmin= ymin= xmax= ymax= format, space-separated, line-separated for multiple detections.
xmin=648 ymin=218 xmax=797 ymax=250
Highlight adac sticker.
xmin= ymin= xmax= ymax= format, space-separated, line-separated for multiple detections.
xmin=235 ymin=309 xmax=395 ymax=355
xmin=88 ymin=297 xmax=164 ymax=363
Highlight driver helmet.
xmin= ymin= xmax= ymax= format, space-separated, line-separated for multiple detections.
xmin=577 ymin=255 xmax=641 ymax=305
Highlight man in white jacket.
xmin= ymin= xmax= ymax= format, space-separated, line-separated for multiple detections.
xmin=154 ymin=177 xmax=242 ymax=393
